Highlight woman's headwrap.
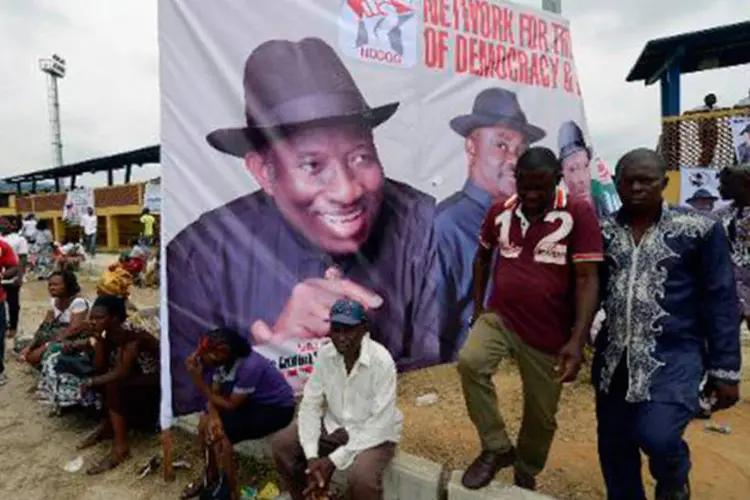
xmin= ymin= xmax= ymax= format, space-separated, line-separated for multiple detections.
xmin=97 ymin=267 xmax=133 ymax=299
xmin=197 ymin=328 xmax=251 ymax=359
xmin=0 ymin=217 xmax=15 ymax=235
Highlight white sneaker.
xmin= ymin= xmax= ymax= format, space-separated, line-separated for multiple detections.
xmin=0 ymin=373 xmax=7 ymax=386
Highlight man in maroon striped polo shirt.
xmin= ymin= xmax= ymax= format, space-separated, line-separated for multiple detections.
xmin=458 ymin=147 xmax=603 ymax=491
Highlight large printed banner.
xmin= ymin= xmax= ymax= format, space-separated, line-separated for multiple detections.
xmin=159 ymin=0 xmax=612 ymax=422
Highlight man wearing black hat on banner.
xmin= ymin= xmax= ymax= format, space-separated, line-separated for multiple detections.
xmin=167 ymin=37 xmax=440 ymax=414
xmin=685 ymin=188 xmax=718 ymax=212
xmin=557 ymin=120 xmax=621 ymax=219
xmin=435 ymin=88 xmax=545 ymax=361
xmin=271 ymin=298 xmax=401 ymax=500
xmin=558 ymin=122 xmax=593 ymax=203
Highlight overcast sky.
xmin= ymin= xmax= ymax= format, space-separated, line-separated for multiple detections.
xmin=0 ymin=0 xmax=747 ymax=187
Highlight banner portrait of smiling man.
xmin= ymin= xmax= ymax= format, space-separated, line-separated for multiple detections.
xmin=158 ymin=0 xmax=599 ymax=424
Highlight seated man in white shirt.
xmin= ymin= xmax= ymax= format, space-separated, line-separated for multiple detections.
xmin=271 ymin=298 xmax=402 ymax=500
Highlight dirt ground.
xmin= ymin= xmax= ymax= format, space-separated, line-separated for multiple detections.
xmin=398 ymin=359 xmax=750 ymax=499
xmin=1 ymin=274 xmax=750 ymax=499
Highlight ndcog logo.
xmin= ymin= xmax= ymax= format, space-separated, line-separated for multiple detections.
xmin=338 ymin=0 xmax=418 ymax=68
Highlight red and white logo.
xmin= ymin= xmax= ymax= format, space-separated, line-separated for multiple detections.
xmin=338 ymin=0 xmax=418 ymax=68
xmin=596 ymin=158 xmax=614 ymax=183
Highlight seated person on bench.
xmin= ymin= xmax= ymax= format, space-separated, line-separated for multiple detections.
xmin=181 ymin=327 xmax=295 ymax=500
xmin=271 ymin=299 xmax=402 ymax=500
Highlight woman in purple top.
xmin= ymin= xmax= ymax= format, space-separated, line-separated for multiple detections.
xmin=182 ymin=327 xmax=295 ymax=499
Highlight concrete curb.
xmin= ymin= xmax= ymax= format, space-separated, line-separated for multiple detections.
xmin=447 ymin=471 xmax=556 ymax=499
xmin=174 ymin=415 xmax=556 ymax=499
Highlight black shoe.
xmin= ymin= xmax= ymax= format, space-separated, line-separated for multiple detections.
xmin=461 ymin=448 xmax=516 ymax=490
xmin=514 ymin=470 xmax=536 ymax=491
xmin=694 ymin=409 xmax=711 ymax=420
xmin=656 ymin=481 xmax=690 ymax=500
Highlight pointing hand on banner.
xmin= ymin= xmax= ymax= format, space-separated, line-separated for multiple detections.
xmin=324 ymin=266 xmax=343 ymax=280
xmin=250 ymin=269 xmax=383 ymax=345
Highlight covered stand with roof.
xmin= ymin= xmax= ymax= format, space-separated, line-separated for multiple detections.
xmin=0 ymin=146 xmax=160 ymax=250
xmin=4 ymin=145 xmax=159 ymax=194
xmin=626 ymin=21 xmax=750 ymax=171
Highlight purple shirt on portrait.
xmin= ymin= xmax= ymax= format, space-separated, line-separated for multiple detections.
xmin=212 ymin=351 xmax=295 ymax=408
xmin=167 ymin=179 xmax=441 ymax=415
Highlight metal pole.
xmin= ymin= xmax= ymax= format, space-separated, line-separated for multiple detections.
xmin=40 ymin=54 xmax=66 ymax=169
xmin=47 ymin=73 xmax=64 ymax=167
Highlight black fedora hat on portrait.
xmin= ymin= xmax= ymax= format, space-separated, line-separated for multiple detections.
xmin=558 ymin=120 xmax=592 ymax=160
xmin=449 ymin=88 xmax=546 ymax=143
xmin=206 ymin=37 xmax=399 ymax=158
xmin=686 ymin=188 xmax=718 ymax=203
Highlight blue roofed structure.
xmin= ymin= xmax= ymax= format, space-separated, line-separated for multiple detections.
xmin=626 ymin=21 xmax=750 ymax=117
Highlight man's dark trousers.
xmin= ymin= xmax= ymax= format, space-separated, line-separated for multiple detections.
xmin=596 ymin=362 xmax=693 ymax=500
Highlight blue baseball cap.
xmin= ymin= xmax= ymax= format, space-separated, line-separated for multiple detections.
xmin=330 ymin=299 xmax=368 ymax=326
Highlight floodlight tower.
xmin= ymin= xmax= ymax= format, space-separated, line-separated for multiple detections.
xmin=39 ymin=54 xmax=66 ymax=167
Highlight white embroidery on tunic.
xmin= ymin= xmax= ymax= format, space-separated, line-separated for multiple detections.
xmin=600 ymin=208 xmax=715 ymax=402
xmin=707 ymin=368 xmax=741 ymax=382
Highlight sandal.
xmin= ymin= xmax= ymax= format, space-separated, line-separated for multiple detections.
xmin=180 ymin=478 xmax=204 ymax=499
xmin=86 ymin=450 xmax=131 ymax=475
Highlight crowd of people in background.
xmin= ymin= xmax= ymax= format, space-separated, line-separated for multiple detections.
xmin=0 ymin=208 xmax=160 ymax=287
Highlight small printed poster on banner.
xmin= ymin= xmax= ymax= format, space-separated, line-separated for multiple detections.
xmin=729 ymin=116 xmax=750 ymax=165
xmin=62 ymin=188 xmax=95 ymax=226
xmin=143 ymin=178 xmax=162 ymax=213
xmin=679 ymin=167 xmax=728 ymax=212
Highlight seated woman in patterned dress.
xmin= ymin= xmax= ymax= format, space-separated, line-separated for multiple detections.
xmin=19 ymin=270 xmax=89 ymax=368
xmin=36 ymin=268 xmax=147 ymax=414
xmin=77 ymin=295 xmax=160 ymax=475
